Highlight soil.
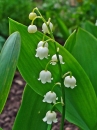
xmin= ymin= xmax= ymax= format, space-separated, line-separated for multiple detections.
xmin=0 ymin=72 xmax=79 ymax=130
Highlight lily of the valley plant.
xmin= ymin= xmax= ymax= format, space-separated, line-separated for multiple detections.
xmin=2 ymin=5 xmax=97 ymax=130
xmin=27 ymin=7 xmax=77 ymax=129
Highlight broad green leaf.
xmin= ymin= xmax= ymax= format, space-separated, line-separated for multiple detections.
xmin=64 ymin=30 xmax=76 ymax=53
xmin=0 ymin=128 xmax=3 ymax=130
xmin=13 ymin=84 xmax=50 ymax=130
xmin=0 ymin=36 xmax=5 ymax=51
xmin=9 ymin=19 xmax=97 ymax=130
xmin=65 ymin=28 xmax=97 ymax=95
xmin=83 ymin=21 xmax=97 ymax=38
xmin=56 ymin=18 xmax=69 ymax=40
xmin=0 ymin=32 xmax=21 ymax=113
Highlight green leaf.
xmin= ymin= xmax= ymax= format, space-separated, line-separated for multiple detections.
xmin=0 ymin=36 xmax=5 ymax=51
xmin=13 ymin=84 xmax=50 ymax=130
xmin=0 ymin=128 xmax=3 ymax=130
xmin=65 ymin=28 xmax=97 ymax=95
xmin=0 ymin=32 xmax=21 ymax=113
xmin=9 ymin=19 xmax=97 ymax=130
xmin=56 ymin=18 xmax=70 ymax=40
xmin=83 ymin=21 xmax=97 ymax=38
xmin=65 ymin=30 xmax=76 ymax=53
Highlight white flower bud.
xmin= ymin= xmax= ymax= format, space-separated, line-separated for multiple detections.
xmin=35 ymin=46 xmax=49 ymax=60
xmin=50 ymin=54 xmax=65 ymax=65
xmin=64 ymin=76 xmax=76 ymax=89
xmin=38 ymin=70 xmax=53 ymax=84
xmin=29 ymin=12 xmax=37 ymax=20
xmin=42 ymin=22 xmax=53 ymax=34
xmin=37 ymin=41 xmax=48 ymax=48
xmin=42 ymin=23 xmax=49 ymax=34
xmin=43 ymin=111 xmax=57 ymax=124
xmin=48 ymin=22 xmax=53 ymax=31
xmin=28 ymin=25 xmax=37 ymax=33
xmin=43 ymin=91 xmax=58 ymax=103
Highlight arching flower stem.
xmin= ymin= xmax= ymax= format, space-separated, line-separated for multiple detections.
xmin=51 ymin=82 xmax=61 ymax=91
xmin=51 ymin=102 xmax=63 ymax=112
xmin=45 ymin=60 xmax=57 ymax=71
xmin=62 ymin=71 xmax=72 ymax=78
xmin=31 ymin=16 xmax=42 ymax=24
xmin=42 ymin=33 xmax=45 ymax=41
xmin=33 ymin=7 xmax=52 ymax=34
xmin=42 ymin=38 xmax=55 ymax=47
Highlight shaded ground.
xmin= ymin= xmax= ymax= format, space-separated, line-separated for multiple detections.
xmin=0 ymin=72 xmax=79 ymax=130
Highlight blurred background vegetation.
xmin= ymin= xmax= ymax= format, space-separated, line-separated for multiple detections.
xmin=0 ymin=0 xmax=97 ymax=48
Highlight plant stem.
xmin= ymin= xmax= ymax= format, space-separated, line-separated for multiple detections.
xmin=49 ymin=30 xmax=65 ymax=130
xmin=45 ymin=60 xmax=52 ymax=70
xmin=60 ymin=78 xmax=65 ymax=130
xmin=62 ymin=71 xmax=72 ymax=78
xmin=47 ymin=124 xmax=52 ymax=130
xmin=51 ymin=82 xmax=61 ymax=91
xmin=47 ymin=20 xmax=65 ymax=130
xmin=49 ymin=32 xmax=65 ymax=130
xmin=35 ymin=8 xmax=65 ymax=129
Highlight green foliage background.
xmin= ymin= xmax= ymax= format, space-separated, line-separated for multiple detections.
xmin=0 ymin=0 xmax=33 ymax=38
xmin=0 ymin=0 xmax=97 ymax=39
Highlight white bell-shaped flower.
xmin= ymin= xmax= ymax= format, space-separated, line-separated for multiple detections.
xmin=35 ymin=46 xmax=49 ymax=60
xmin=29 ymin=12 xmax=37 ymax=20
xmin=43 ymin=91 xmax=58 ymax=103
xmin=50 ymin=54 xmax=65 ymax=65
xmin=42 ymin=22 xmax=53 ymax=34
xmin=38 ymin=70 xmax=53 ymax=84
xmin=64 ymin=76 xmax=76 ymax=89
xmin=43 ymin=111 xmax=57 ymax=124
xmin=28 ymin=25 xmax=37 ymax=33
xmin=37 ymin=41 xmax=48 ymax=48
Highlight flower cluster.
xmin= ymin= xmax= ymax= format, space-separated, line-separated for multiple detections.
xmin=27 ymin=7 xmax=77 ymax=126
